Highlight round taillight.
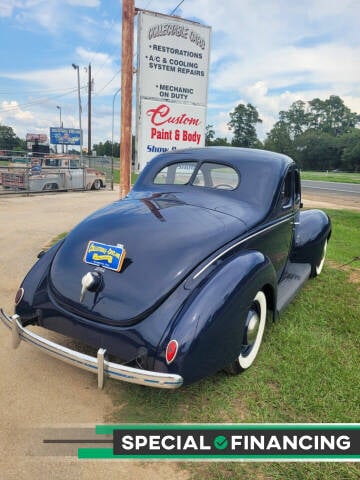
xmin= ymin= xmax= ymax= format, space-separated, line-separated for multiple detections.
xmin=15 ymin=288 xmax=24 ymax=306
xmin=166 ymin=340 xmax=179 ymax=365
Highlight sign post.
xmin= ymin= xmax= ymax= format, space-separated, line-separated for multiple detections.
xmin=136 ymin=11 xmax=211 ymax=171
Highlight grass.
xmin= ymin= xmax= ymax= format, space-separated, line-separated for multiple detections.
xmin=43 ymin=231 xmax=68 ymax=251
xmin=45 ymin=209 xmax=359 ymax=477
xmin=112 ymin=168 xmax=139 ymax=185
xmin=301 ymin=171 xmax=360 ymax=184
xmin=103 ymin=208 xmax=360 ymax=479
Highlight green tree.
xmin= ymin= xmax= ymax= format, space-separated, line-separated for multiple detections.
xmin=0 ymin=124 xmax=26 ymax=151
xmin=341 ymin=143 xmax=360 ymax=172
xmin=93 ymin=141 xmax=120 ymax=157
xmin=338 ymin=128 xmax=360 ymax=171
xmin=205 ymin=124 xmax=215 ymax=146
xmin=228 ymin=103 xmax=262 ymax=148
xmin=211 ymin=137 xmax=231 ymax=146
xmin=294 ymin=130 xmax=340 ymax=170
xmin=279 ymin=100 xmax=309 ymax=139
xmin=93 ymin=135 xmax=136 ymax=161
xmin=263 ymin=120 xmax=295 ymax=156
xmin=308 ymin=95 xmax=359 ymax=136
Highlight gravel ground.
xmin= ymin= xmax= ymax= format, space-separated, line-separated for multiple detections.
xmin=0 ymin=190 xmax=188 ymax=480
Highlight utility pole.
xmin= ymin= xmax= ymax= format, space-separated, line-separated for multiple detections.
xmin=72 ymin=63 xmax=83 ymax=165
xmin=120 ymin=0 xmax=135 ymax=198
xmin=88 ymin=63 xmax=92 ymax=155
xmin=112 ymin=87 xmax=121 ymax=191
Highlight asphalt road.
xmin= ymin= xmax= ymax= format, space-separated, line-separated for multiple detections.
xmin=302 ymin=180 xmax=360 ymax=195
xmin=301 ymin=180 xmax=360 ymax=210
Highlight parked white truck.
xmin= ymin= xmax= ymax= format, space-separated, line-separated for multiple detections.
xmin=1 ymin=156 xmax=106 ymax=191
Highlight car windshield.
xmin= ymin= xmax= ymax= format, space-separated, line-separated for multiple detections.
xmin=153 ymin=161 xmax=239 ymax=190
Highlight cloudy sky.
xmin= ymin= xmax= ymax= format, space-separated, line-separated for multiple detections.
xmin=0 ymin=0 xmax=359 ymax=147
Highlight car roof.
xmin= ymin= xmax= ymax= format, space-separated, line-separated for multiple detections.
xmin=136 ymin=147 xmax=294 ymax=189
xmin=139 ymin=146 xmax=293 ymax=173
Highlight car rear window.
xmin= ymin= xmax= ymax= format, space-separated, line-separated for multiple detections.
xmin=154 ymin=162 xmax=197 ymax=185
xmin=153 ymin=161 xmax=239 ymax=189
xmin=193 ymin=162 xmax=239 ymax=190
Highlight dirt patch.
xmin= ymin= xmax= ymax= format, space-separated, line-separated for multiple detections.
xmin=327 ymin=260 xmax=360 ymax=288
xmin=302 ymin=193 xmax=360 ymax=211
xmin=349 ymin=270 xmax=360 ymax=287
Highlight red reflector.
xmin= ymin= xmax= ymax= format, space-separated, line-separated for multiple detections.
xmin=15 ymin=288 xmax=24 ymax=306
xmin=166 ymin=340 xmax=178 ymax=364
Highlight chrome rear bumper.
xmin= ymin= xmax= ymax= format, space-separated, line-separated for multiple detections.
xmin=0 ymin=308 xmax=183 ymax=389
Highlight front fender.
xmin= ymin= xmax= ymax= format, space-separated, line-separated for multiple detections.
xmin=155 ymin=250 xmax=277 ymax=385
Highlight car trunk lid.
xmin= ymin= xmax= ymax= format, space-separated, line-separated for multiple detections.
xmin=49 ymin=196 xmax=248 ymax=326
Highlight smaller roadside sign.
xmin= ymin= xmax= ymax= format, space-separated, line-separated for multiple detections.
xmin=26 ymin=133 xmax=48 ymax=143
xmin=50 ymin=127 xmax=81 ymax=145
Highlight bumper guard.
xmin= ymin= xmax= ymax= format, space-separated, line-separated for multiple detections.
xmin=0 ymin=308 xmax=183 ymax=389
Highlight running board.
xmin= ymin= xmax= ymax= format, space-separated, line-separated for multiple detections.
xmin=277 ymin=262 xmax=311 ymax=313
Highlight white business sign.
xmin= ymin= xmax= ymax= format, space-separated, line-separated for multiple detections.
xmin=137 ymin=100 xmax=207 ymax=165
xmin=136 ymin=10 xmax=211 ymax=171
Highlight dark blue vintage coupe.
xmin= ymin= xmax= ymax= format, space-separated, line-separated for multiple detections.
xmin=1 ymin=148 xmax=331 ymax=388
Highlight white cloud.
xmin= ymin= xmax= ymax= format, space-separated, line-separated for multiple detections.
xmin=0 ymin=0 xmax=22 ymax=17
xmin=66 ymin=0 xmax=99 ymax=6
xmin=76 ymin=46 xmax=113 ymax=66
xmin=1 ymin=101 xmax=34 ymax=120
xmin=0 ymin=101 xmax=35 ymax=138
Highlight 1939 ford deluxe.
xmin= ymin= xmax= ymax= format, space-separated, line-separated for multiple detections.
xmin=1 ymin=147 xmax=331 ymax=388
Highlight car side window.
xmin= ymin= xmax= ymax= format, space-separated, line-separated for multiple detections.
xmin=70 ymin=160 xmax=80 ymax=169
xmin=44 ymin=159 xmax=60 ymax=167
xmin=280 ymin=170 xmax=292 ymax=208
xmin=154 ymin=162 xmax=197 ymax=185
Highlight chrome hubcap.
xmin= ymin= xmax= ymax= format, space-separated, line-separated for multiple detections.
xmin=244 ymin=309 xmax=260 ymax=348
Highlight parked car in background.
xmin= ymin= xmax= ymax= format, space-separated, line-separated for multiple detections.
xmin=1 ymin=156 xmax=105 ymax=191
xmin=1 ymin=147 xmax=331 ymax=388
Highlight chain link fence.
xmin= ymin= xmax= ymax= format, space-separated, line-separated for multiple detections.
xmin=0 ymin=153 xmax=114 ymax=195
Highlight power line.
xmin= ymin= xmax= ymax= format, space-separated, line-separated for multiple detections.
xmin=0 ymin=86 xmax=79 ymax=96
xmin=170 ymin=0 xmax=185 ymax=15
xmin=94 ymin=70 xmax=121 ymax=97
xmin=88 ymin=19 xmax=117 ymax=69
xmin=0 ymin=86 xmax=87 ymax=113
xmin=85 ymin=0 xmax=185 ymax=100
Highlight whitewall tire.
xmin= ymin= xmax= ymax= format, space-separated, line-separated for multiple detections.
xmin=315 ymin=239 xmax=327 ymax=276
xmin=226 ymin=290 xmax=267 ymax=374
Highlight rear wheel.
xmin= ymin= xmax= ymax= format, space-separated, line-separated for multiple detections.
xmin=226 ymin=291 xmax=267 ymax=375
xmin=92 ymin=179 xmax=102 ymax=190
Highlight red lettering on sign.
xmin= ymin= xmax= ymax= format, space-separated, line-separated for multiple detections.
xmin=146 ymin=104 xmax=200 ymax=127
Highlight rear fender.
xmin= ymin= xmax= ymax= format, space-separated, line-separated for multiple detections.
xmin=15 ymin=240 xmax=65 ymax=323
xmin=155 ymin=250 xmax=277 ymax=385
xmin=290 ymin=209 xmax=331 ymax=266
